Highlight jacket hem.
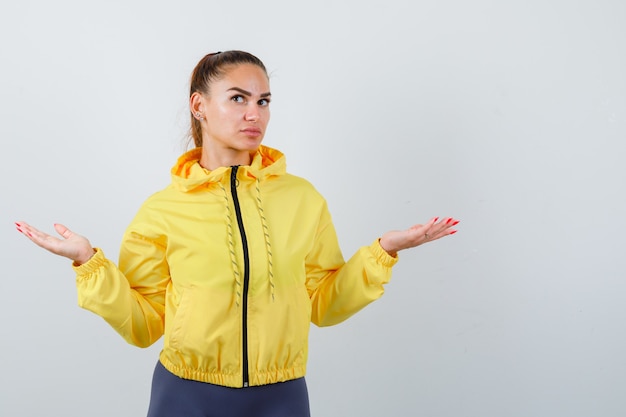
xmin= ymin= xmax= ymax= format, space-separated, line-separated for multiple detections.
xmin=159 ymin=352 xmax=307 ymax=388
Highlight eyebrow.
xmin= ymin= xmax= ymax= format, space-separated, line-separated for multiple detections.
xmin=227 ymin=87 xmax=272 ymax=98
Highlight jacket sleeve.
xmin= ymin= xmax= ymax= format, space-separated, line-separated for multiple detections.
xmin=73 ymin=216 xmax=169 ymax=348
xmin=305 ymin=201 xmax=398 ymax=327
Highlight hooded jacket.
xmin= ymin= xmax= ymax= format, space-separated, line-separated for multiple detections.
xmin=73 ymin=145 xmax=397 ymax=388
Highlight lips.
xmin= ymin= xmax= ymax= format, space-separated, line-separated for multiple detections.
xmin=241 ymin=127 xmax=262 ymax=137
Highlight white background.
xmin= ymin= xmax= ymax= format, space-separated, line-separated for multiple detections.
xmin=1 ymin=0 xmax=625 ymax=416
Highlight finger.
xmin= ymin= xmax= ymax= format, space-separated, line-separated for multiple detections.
xmin=410 ymin=217 xmax=439 ymax=239
xmin=18 ymin=223 xmax=64 ymax=251
xmin=446 ymin=218 xmax=460 ymax=227
xmin=431 ymin=220 xmax=460 ymax=240
xmin=423 ymin=218 xmax=460 ymax=241
xmin=15 ymin=221 xmax=26 ymax=235
xmin=28 ymin=227 xmax=58 ymax=245
xmin=53 ymin=223 xmax=73 ymax=239
xmin=15 ymin=221 xmax=30 ymax=233
xmin=443 ymin=218 xmax=460 ymax=234
xmin=15 ymin=221 xmax=40 ymax=240
xmin=421 ymin=217 xmax=441 ymax=239
xmin=409 ymin=217 xmax=459 ymax=242
xmin=432 ymin=217 xmax=459 ymax=233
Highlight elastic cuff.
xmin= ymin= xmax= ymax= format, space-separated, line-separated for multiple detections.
xmin=371 ymin=239 xmax=399 ymax=267
xmin=73 ymin=248 xmax=107 ymax=278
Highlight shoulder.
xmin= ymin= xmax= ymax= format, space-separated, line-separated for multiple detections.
xmin=282 ymin=172 xmax=318 ymax=189
xmin=262 ymin=173 xmax=331 ymax=222
xmin=130 ymin=184 xmax=180 ymax=222
xmin=271 ymin=173 xmax=325 ymax=200
xmin=140 ymin=184 xmax=176 ymax=206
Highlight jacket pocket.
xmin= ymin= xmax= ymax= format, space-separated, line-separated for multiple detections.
xmin=168 ymin=287 xmax=192 ymax=351
xmin=165 ymin=285 xmax=240 ymax=371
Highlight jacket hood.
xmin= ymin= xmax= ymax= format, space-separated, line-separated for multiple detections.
xmin=171 ymin=145 xmax=286 ymax=192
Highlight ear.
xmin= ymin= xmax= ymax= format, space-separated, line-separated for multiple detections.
xmin=190 ymin=92 xmax=206 ymax=119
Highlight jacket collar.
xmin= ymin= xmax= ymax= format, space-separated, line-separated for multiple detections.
xmin=170 ymin=145 xmax=286 ymax=192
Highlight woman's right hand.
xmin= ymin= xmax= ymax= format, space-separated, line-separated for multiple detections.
xmin=15 ymin=221 xmax=95 ymax=266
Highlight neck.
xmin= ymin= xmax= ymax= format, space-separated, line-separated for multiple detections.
xmin=199 ymin=145 xmax=254 ymax=171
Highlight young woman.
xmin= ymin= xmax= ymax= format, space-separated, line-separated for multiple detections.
xmin=15 ymin=50 xmax=459 ymax=417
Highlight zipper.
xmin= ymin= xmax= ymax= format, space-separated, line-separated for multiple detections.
xmin=230 ymin=166 xmax=251 ymax=388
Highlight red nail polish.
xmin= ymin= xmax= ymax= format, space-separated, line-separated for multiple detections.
xmin=434 ymin=217 xmax=439 ymax=222
xmin=16 ymin=226 xmax=23 ymax=234
xmin=452 ymin=220 xmax=460 ymax=226
xmin=449 ymin=230 xmax=457 ymax=235
xmin=446 ymin=218 xmax=452 ymax=224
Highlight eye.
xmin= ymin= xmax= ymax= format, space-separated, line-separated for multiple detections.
xmin=258 ymin=98 xmax=270 ymax=106
xmin=231 ymin=95 xmax=246 ymax=103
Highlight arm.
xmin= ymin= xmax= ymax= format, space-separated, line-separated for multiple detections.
xmin=304 ymin=203 xmax=397 ymax=327
xmin=304 ymin=206 xmax=459 ymax=327
xmin=73 ymin=227 xmax=168 ymax=348
xmin=16 ymin=218 xmax=169 ymax=348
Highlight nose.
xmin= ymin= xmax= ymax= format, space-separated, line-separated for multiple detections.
xmin=245 ymin=106 xmax=260 ymax=122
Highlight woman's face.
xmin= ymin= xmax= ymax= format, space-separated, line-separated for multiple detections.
xmin=194 ymin=64 xmax=271 ymax=163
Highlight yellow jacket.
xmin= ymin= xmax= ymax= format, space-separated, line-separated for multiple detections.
xmin=74 ymin=145 xmax=397 ymax=388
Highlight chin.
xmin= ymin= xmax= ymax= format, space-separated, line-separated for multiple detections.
xmin=242 ymin=140 xmax=263 ymax=152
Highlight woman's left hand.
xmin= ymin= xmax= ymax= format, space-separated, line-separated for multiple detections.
xmin=379 ymin=217 xmax=459 ymax=257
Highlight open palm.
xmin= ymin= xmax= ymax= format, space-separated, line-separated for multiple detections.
xmin=15 ymin=222 xmax=94 ymax=265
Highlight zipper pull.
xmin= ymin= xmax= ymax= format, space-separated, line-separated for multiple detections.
xmin=231 ymin=165 xmax=240 ymax=189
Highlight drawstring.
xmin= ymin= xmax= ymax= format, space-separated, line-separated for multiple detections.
xmin=219 ymin=176 xmax=275 ymax=306
xmin=219 ymin=182 xmax=243 ymax=307
xmin=255 ymin=178 xmax=275 ymax=302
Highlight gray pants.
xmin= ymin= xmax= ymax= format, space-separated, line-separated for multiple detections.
xmin=146 ymin=361 xmax=311 ymax=417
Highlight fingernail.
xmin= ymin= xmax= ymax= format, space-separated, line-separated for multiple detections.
xmin=452 ymin=220 xmax=460 ymax=226
xmin=434 ymin=217 xmax=439 ymax=222
xmin=446 ymin=218 xmax=452 ymax=224
xmin=449 ymin=230 xmax=457 ymax=235
xmin=16 ymin=226 xmax=23 ymax=234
